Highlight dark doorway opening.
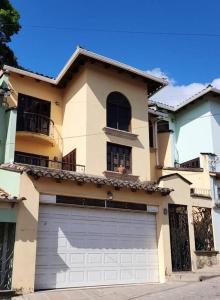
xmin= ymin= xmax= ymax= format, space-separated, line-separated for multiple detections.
xmin=0 ymin=223 xmax=16 ymax=290
xmin=168 ymin=204 xmax=191 ymax=272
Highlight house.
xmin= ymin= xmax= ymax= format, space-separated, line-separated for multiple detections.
xmin=149 ymin=86 xmax=220 ymax=262
xmin=0 ymin=47 xmax=214 ymax=294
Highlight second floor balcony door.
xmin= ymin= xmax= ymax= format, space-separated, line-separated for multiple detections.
xmin=17 ymin=94 xmax=51 ymax=136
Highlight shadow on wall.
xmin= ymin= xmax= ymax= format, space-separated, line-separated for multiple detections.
xmin=15 ymin=202 xmax=38 ymax=243
xmin=158 ymin=132 xmax=170 ymax=167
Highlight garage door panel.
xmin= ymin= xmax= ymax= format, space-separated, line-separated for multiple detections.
xmin=35 ymin=205 xmax=159 ymax=289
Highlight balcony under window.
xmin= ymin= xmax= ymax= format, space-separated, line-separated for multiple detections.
xmin=14 ymin=151 xmax=85 ymax=173
xmin=16 ymin=94 xmax=55 ymax=145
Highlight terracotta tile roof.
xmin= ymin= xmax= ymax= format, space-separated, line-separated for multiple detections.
xmin=0 ymin=188 xmax=10 ymax=199
xmin=0 ymin=187 xmax=25 ymax=202
xmin=0 ymin=164 xmax=173 ymax=195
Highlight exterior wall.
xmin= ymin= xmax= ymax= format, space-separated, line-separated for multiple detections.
xmin=209 ymin=99 xmax=220 ymax=170
xmin=212 ymin=178 xmax=220 ymax=254
xmin=0 ymin=108 xmax=17 ymax=163
xmin=212 ymin=208 xmax=220 ymax=255
xmin=159 ymin=175 xmax=213 ymax=275
xmin=0 ymin=169 xmax=20 ymax=196
xmin=8 ymin=73 xmax=63 ymax=161
xmin=158 ymin=132 xmax=173 ymax=167
xmin=7 ymin=64 xmax=152 ymax=180
xmin=0 ymin=204 xmax=17 ymax=222
xmin=4 ymin=108 xmax=17 ymax=163
xmin=150 ymin=149 xmax=157 ymax=181
xmin=0 ymin=73 xmax=16 ymax=163
xmin=174 ymin=100 xmax=213 ymax=163
xmin=11 ymin=172 xmax=40 ymax=294
xmin=162 ymin=155 xmax=211 ymax=191
xmin=4 ymin=172 xmax=214 ymax=293
xmin=7 ymin=173 xmax=171 ymax=291
xmin=62 ymin=68 xmax=87 ymax=166
xmin=33 ymin=177 xmax=167 ymax=283
xmin=0 ymin=106 xmax=7 ymax=163
xmin=86 ymin=63 xmax=149 ymax=181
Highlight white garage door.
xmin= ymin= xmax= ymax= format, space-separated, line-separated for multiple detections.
xmin=35 ymin=205 xmax=159 ymax=290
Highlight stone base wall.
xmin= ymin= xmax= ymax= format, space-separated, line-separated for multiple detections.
xmin=195 ymin=251 xmax=219 ymax=269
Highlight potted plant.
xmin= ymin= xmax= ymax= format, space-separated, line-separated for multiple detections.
xmin=117 ymin=165 xmax=127 ymax=174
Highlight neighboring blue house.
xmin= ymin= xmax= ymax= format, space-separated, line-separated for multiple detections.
xmin=149 ymin=85 xmax=220 ymax=256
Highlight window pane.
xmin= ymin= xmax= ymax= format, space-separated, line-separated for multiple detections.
xmin=107 ymin=92 xmax=131 ymax=132
xmin=107 ymin=143 xmax=131 ymax=172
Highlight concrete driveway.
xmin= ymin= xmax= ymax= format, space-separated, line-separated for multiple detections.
xmin=13 ymin=277 xmax=220 ymax=300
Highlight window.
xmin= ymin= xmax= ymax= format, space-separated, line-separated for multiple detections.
xmin=180 ymin=157 xmax=200 ymax=168
xmin=157 ymin=120 xmax=169 ymax=133
xmin=149 ymin=120 xmax=154 ymax=148
xmin=107 ymin=143 xmax=131 ymax=172
xmin=17 ymin=94 xmax=51 ymax=135
xmin=107 ymin=92 xmax=131 ymax=132
xmin=14 ymin=151 xmax=49 ymax=167
xmin=62 ymin=149 xmax=76 ymax=171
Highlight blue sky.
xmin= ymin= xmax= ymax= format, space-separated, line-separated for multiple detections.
xmin=8 ymin=0 xmax=220 ymax=105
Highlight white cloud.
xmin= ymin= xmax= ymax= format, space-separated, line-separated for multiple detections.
xmin=147 ymin=68 xmax=220 ymax=107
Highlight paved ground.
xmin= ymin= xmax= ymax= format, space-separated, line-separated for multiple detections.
xmin=12 ymin=276 xmax=220 ymax=300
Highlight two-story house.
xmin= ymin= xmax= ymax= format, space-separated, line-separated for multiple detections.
xmin=0 ymin=47 xmax=214 ymax=295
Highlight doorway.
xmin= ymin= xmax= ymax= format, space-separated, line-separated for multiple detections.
xmin=168 ymin=204 xmax=191 ymax=271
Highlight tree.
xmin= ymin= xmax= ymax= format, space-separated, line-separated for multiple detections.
xmin=0 ymin=0 xmax=21 ymax=67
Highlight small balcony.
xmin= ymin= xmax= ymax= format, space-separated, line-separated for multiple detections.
xmin=16 ymin=112 xmax=55 ymax=145
xmin=14 ymin=153 xmax=85 ymax=173
xmin=190 ymin=188 xmax=212 ymax=199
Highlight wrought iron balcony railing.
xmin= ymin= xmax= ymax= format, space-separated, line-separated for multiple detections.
xmin=14 ymin=153 xmax=85 ymax=173
xmin=16 ymin=112 xmax=54 ymax=137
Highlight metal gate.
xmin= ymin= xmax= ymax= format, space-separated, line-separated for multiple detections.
xmin=0 ymin=223 xmax=16 ymax=290
xmin=168 ymin=204 xmax=191 ymax=272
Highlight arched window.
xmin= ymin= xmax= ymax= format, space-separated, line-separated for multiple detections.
xmin=107 ymin=92 xmax=131 ymax=132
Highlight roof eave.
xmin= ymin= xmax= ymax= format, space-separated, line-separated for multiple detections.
xmin=55 ymin=47 xmax=168 ymax=93
xmin=3 ymin=48 xmax=167 ymax=95
xmin=3 ymin=65 xmax=56 ymax=85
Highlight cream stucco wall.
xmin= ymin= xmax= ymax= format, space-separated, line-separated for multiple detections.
xmin=159 ymin=174 xmax=212 ymax=275
xmin=11 ymin=172 xmax=40 ymax=294
xmin=32 ymin=176 xmax=167 ymax=283
xmin=158 ymin=132 xmax=173 ymax=168
xmin=9 ymin=173 xmax=169 ymax=291
xmin=62 ymin=68 xmax=87 ymax=166
xmin=85 ymin=63 xmax=149 ymax=180
xmin=8 ymin=74 xmax=63 ymax=161
xmin=7 ymin=172 xmax=214 ymax=293
xmin=8 ymin=62 xmax=152 ymax=180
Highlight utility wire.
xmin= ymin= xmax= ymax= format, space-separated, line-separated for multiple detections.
xmin=1 ymin=110 xmax=220 ymax=147
xmin=2 ymin=24 xmax=220 ymax=38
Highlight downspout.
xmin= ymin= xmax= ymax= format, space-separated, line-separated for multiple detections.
xmin=154 ymin=120 xmax=159 ymax=166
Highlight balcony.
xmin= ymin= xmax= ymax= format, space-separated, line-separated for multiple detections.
xmin=14 ymin=153 xmax=85 ymax=173
xmin=16 ymin=112 xmax=55 ymax=145
xmin=190 ymin=188 xmax=212 ymax=199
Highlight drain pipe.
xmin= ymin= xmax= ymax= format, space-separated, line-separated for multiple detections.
xmin=154 ymin=120 xmax=160 ymax=166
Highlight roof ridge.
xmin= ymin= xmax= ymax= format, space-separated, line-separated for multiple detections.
xmin=175 ymin=84 xmax=213 ymax=108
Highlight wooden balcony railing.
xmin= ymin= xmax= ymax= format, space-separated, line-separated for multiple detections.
xmin=14 ymin=153 xmax=85 ymax=173
xmin=16 ymin=112 xmax=54 ymax=137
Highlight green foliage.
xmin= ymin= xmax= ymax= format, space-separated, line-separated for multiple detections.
xmin=0 ymin=0 xmax=21 ymax=67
